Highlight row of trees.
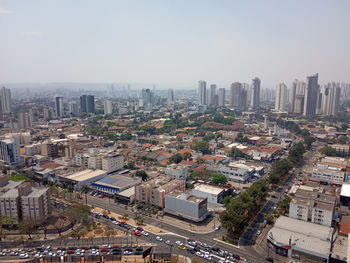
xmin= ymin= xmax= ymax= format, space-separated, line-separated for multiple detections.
xmin=220 ymin=180 xmax=268 ymax=236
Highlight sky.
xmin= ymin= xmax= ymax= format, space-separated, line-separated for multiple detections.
xmin=0 ymin=0 xmax=349 ymax=89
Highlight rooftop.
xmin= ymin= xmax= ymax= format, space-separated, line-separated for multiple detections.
xmin=64 ymin=169 xmax=106 ymax=182
xmin=341 ymin=183 xmax=350 ymax=198
xmin=93 ymin=174 xmax=140 ymax=189
xmin=193 ymin=184 xmax=224 ymax=195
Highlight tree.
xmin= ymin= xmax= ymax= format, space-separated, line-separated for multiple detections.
xmin=134 ymin=215 xmax=144 ymax=225
xmin=211 ymin=173 xmax=227 ymax=185
xmin=135 ymin=170 xmax=148 ymax=181
xmin=264 ymin=213 xmax=275 ymax=224
xmin=277 ymin=196 xmax=291 ymax=214
xmin=229 ymin=147 xmax=242 ymax=159
xmin=288 ymin=142 xmax=305 ymax=163
xmin=303 ymin=135 xmax=315 ymax=149
xmin=319 ymin=146 xmax=337 ymax=157
xmin=170 ymin=153 xmax=183 ymax=164
xmin=193 ymin=141 xmax=209 ymax=154
xmin=58 ymin=133 xmax=66 ymax=139
xmin=0 ymin=216 xmax=14 ymax=241
xmin=18 ymin=219 xmax=37 ymax=239
xmin=235 ymin=133 xmax=248 ymax=143
xmin=337 ymin=136 xmax=348 ymax=144
xmin=80 ymin=185 xmax=89 ymax=205
xmin=127 ymin=161 xmax=135 ymax=169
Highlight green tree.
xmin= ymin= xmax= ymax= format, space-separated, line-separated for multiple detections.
xmin=211 ymin=173 xmax=227 ymax=185
xmin=170 ymin=153 xmax=183 ymax=164
xmin=288 ymin=142 xmax=305 ymax=163
xmin=58 ymin=133 xmax=66 ymax=139
xmin=193 ymin=141 xmax=210 ymax=154
xmin=277 ymin=196 xmax=291 ymax=214
xmin=235 ymin=133 xmax=248 ymax=143
xmin=303 ymin=135 xmax=315 ymax=149
xmin=319 ymin=146 xmax=337 ymax=156
xmin=264 ymin=213 xmax=275 ymax=224
xmin=229 ymin=147 xmax=242 ymax=159
xmin=80 ymin=185 xmax=90 ymax=205
xmin=0 ymin=216 xmax=14 ymax=241
xmin=337 ymin=136 xmax=348 ymax=144
xmin=18 ymin=219 xmax=37 ymax=239
xmin=135 ymin=170 xmax=148 ymax=181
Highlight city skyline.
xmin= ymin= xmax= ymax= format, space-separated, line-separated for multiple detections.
xmin=0 ymin=1 xmax=350 ymax=87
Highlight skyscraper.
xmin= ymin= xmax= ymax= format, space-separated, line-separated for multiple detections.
xmin=321 ymin=83 xmax=340 ymax=116
xmin=218 ymin=88 xmax=226 ymax=107
xmin=250 ymin=78 xmax=261 ymax=109
xmin=209 ymin=84 xmax=217 ymax=106
xmin=275 ymin=83 xmax=288 ymax=111
xmin=0 ymin=87 xmax=12 ymax=114
xmin=55 ymin=96 xmax=64 ymax=118
xmin=303 ymin=74 xmax=319 ymax=116
xmin=68 ymin=101 xmax=79 ymax=117
xmin=18 ymin=112 xmax=32 ymax=129
xmin=230 ymin=82 xmax=242 ymax=108
xmin=198 ymin=80 xmax=206 ymax=105
xmin=168 ymin=89 xmax=174 ymax=104
xmin=80 ymin=95 xmax=95 ymax=113
xmin=103 ymin=99 xmax=113 ymax=115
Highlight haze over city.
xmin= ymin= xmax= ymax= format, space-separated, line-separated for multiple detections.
xmin=1 ymin=0 xmax=350 ymax=88
xmin=1 ymin=2 xmax=350 ymax=263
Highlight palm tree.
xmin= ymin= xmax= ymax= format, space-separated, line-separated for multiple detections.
xmin=80 ymin=185 xmax=89 ymax=205
xmin=66 ymin=184 xmax=74 ymax=200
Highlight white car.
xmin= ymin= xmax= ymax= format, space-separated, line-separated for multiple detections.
xmin=19 ymin=254 xmax=29 ymax=259
xmin=123 ymin=250 xmax=132 ymax=255
xmin=196 ymin=251 xmax=204 ymax=258
xmin=102 ymin=244 xmax=111 ymax=248
xmin=175 ymin=240 xmax=183 ymax=246
xmin=257 ymin=230 xmax=261 ymax=235
xmin=156 ymin=236 xmax=163 ymax=241
xmin=141 ymin=231 xmax=149 ymax=236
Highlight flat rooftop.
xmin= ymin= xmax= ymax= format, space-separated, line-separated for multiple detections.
xmin=268 ymin=216 xmax=333 ymax=258
xmin=64 ymin=169 xmax=106 ymax=182
xmin=93 ymin=175 xmax=140 ymax=189
xmin=193 ymin=184 xmax=224 ymax=195
xmin=24 ymin=188 xmax=48 ymax=198
xmin=341 ymin=183 xmax=350 ymax=198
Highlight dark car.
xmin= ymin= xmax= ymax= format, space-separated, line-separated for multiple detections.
xmin=187 ymin=248 xmax=195 ymax=254
xmin=136 ymin=227 xmax=143 ymax=231
xmin=265 ymin=257 xmax=274 ymax=262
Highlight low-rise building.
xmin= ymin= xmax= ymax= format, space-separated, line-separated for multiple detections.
xmin=311 ymin=163 xmax=345 ymax=185
xmin=164 ymin=190 xmax=210 ymax=222
xmin=267 ymin=216 xmax=334 ymax=262
xmin=217 ymin=162 xmax=255 ymax=183
xmin=59 ymin=169 xmax=107 ymax=189
xmin=191 ymin=184 xmax=230 ymax=205
xmin=165 ymin=164 xmax=189 ymax=179
xmin=91 ymin=174 xmax=141 ymax=196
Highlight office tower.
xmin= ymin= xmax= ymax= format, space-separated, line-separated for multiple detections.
xmin=0 ymin=87 xmax=12 ymax=114
xmin=218 ymin=88 xmax=226 ymax=107
xmin=289 ymin=81 xmax=297 ymax=113
xmin=18 ymin=112 xmax=32 ymax=129
xmin=55 ymin=96 xmax=64 ymax=118
xmin=80 ymin=95 xmax=95 ymax=113
xmin=0 ymin=135 xmax=21 ymax=165
xmin=198 ymin=80 xmax=207 ymax=105
xmin=230 ymin=82 xmax=242 ymax=108
xmin=168 ymin=89 xmax=174 ymax=104
xmin=68 ymin=101 xmax=79 ymax=117
xmin=209 ymin=84 xmax=217 ymax=106
xmin=250 ymin=78 xmax=261 ymax=109
xmin=321 ymin=83 xmax=341 ymax=116
xmin=303 ymin=74 xmax=319 ymax=116
xmin=275 ymin=83 xmax=288 ymax=111
xmin=103 ymin=99 xmax=113 ymax=115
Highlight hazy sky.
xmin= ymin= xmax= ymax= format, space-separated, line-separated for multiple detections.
xmin=0 ymin=0 xmax=349 ymax=88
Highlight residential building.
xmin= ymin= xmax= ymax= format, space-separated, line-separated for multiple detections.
xmin=0 ymin=87 xmax=12 ymax=114
xmin=275 ymin=83 xmax=288 ymax=111
xmin=0 ymin=135 xmax=22 ymax=166
xmin=230 ymin=82 xmax=242 ymax=108
xmin=167 ymin=89 xmax=174 ymax=104
xmin=250 ymin=77 xmax=261 ymax=109
xmin=321 ymin=83 xmax=341 ymax=116
xmin=21 ymin=187 xmax=50 ymax=222
xmin=164 ymin=190 xmax=209 ymax=222
xmin=18 ymin=112 xmax=32 ymax=129
xmin=55 ymin=96 xmax=64 ymax=118
xmin=218 ymin=88 xmax=225 ymax=107
xmin=209 ymin=84 xmax=217 ymax=106
xmin=311 ymin=162 xmax=345 ymax=185
xmin=134 ymin=177 xmax=185 ymax=208
xmin=103 ymin=99 xmax=112 ymax=115
xmin=80 ymin=95 xmax=95 ymax=113
xmin=198 ymin=80 xmax=206 ymax=105
xmin=68 ymin=101 xmax=79 ymax=117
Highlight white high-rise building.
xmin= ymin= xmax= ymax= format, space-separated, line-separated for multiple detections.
xmin=18 ymin=112 xmax=32 ymax=129
xmin=218 ymin=88 xmax=226 ymax=107
xmin=68 ymin=101 xmax=79 ymax=117
xmin=0 ymin=87 xmax=12 ymax=114
xmin=0 ymin=135 xmax=21 ymax=166
xmin=250 ymin=78 xmax=261 ymax=109
xmin=168 ymin=89 xmax=174 ymax=104
xmin=321 ymin=83 xmax=340 ymax=116
xmin=230 ymin=82 xmax=242 ymax=108
xmin=55 ymin=96 xmax=64 ymax=118
xmin=103 ymin=99 xmax=113 ymax=115
xmin=275 ymin=83 xmax=288 ymax=111
xmin=198 ymin=80 xmax=207 ymax=105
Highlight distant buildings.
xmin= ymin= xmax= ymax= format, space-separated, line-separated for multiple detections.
xmin=303 ymin=73 xmax=320 ymax=116
xmin=0 ymin=87 xmax=12 ymax=114
xmin=103 ymin=99 xmax=113 ymax=115
xmin=321 ymin=83 xmax=341 ymax=116
xmin=68 ymin=101 xmax=79 ymax=117
xmin=198 ymin=80 xmax=207 ymax=106
xmin=167 ymin=89 xmax=174 ymax=105
xmin=208 ymin=84 xmax=217 ymax=106
xmin=218 ymin=88 xmax=226 ymax=107
xmin=230 ymin=82 xmax=242 ymax=108
xmin=55 ymin=96 xmax=64 ymax=118
xmin=80 ymin=94 xmax=95 ymax=114
xmin=17 ymin=112 xmax=32 ymax=129
xmin=275 ymin=83 xmax=288 ymax=111
xmin=250 ymin=77 xmax=261 ymax=109
xmin=0 ymin=135 xmax=22 ymax=166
